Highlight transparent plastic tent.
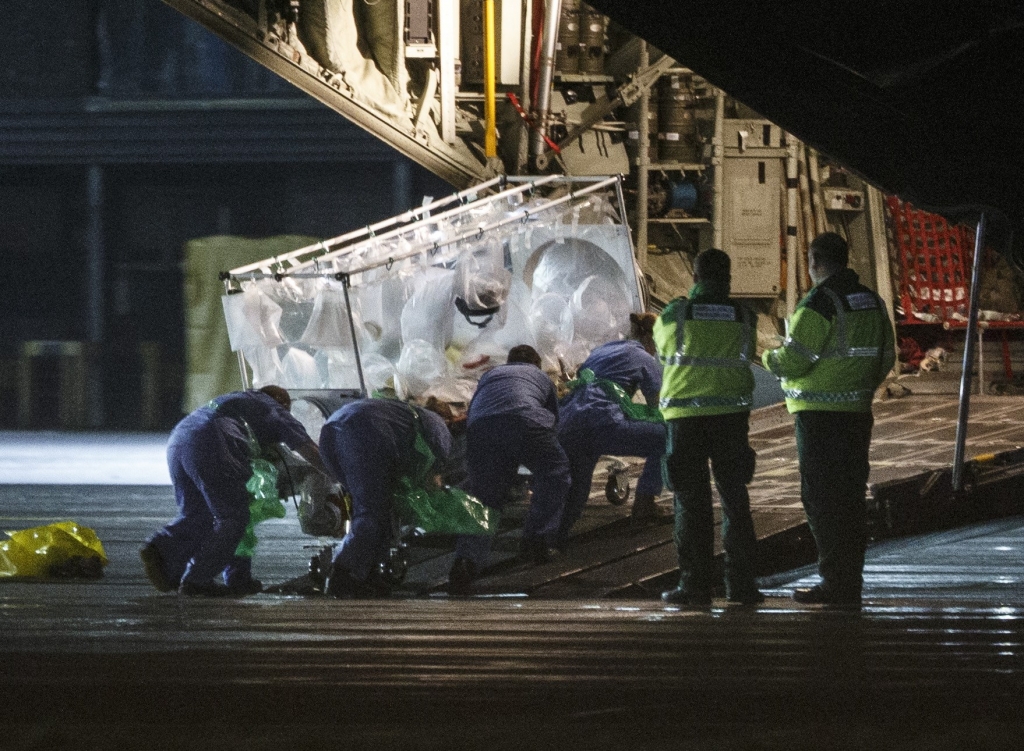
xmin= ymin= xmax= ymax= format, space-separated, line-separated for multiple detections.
xmin=222 ymin=175 xmax=643 ymax=432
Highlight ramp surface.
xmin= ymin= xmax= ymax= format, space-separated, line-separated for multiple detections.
xmin=442 ymin=395 xmax=1024 ymax=597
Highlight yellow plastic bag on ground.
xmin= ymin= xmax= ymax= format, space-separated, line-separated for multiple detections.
xmin=0 ymin=521 xmax=108 ymax=579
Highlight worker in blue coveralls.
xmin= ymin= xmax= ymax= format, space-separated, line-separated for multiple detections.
xmin=320 ymin=396 xmax=454 ymax=598
xmin=447 ymin=344 xmax=571 ymax=595
xmin=140 ymin=386 xmax=325 ymax=597
xmin=554 ymin=312 xmax=670 ymax=549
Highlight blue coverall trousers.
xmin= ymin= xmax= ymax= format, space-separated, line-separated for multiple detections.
xmin=455 ymin=414 xmax=571 ymax=568
xmin=148 ymin=412 xmax=254 ymax=588
xmin=320 ymin=414 xmax=406 ymax=583
xmin=556 ymin=418 xmax=665 ymax=547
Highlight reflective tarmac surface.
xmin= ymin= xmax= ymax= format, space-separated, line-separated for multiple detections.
xmin=0 ymin=430 xmax=170 ymax=485
xmin=3 ymin=428 xmax=1024 ymax=749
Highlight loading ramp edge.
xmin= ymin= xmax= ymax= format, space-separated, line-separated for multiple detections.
xmin=871 ymin=446 xmax=1024 ymax=538
xmin=451 ymin=446 xmax=1024 ymax=600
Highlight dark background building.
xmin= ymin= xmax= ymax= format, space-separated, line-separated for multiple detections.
xmin=0 ymin=0 xmax=451 ymax=430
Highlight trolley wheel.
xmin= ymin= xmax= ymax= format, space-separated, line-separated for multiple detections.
xmin=308 ymin=544 xmax=334 ymax=591
xmin=384 ymin=546 xmax=409 ymax=586
xmin=605 ymin=473 xmax=630 ymax=505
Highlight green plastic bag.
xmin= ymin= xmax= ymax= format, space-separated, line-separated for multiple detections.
xmin=235 ymin=456 xmax=287 ymax=558
xmin=390 ymin=401 xmax=499 ymax=536
xmin=393 ymin=479 xmax=500 ymax=536
xmin=566 ymin=368 xmax=664 ymax=423
xmin=0 ymin=521 xmax=108 ymax=578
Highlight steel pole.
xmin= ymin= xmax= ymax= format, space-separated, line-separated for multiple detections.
xmin=635 ymin=40 xmax=650 ymax=268
xmin=530 ymin=0 xmax=562 ymax=168
xmin=784 ymin=135 xmax=799 ymax=315
xmin=711 ymin=88 xmax=725 ymax=250
xmin=483 ymin=0 xmax=498 ymax=157
xmin=952 ymin=211 xmax=988 ymax=492
xmin=340 ymin=273 xmax=368 ymax=397
xmin=85 ymin=165 xmax=105 ymax=427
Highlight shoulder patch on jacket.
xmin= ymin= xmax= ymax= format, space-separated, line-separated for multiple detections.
xmin=846 ymin=291 xmax=879 ymax=311
xmin=690 ymin=303 xmax=737 ymax=321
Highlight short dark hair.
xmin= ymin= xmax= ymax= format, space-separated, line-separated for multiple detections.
xmin=507 ymin=344 xmax=542 ymax=367
xmin=258 ymin=385 xmax=291 ymax=409
xmin=809 ymin=232 xmax=849 ymax=269
xmin=694 ymin=248 xmax=731 ymax=285
xmin=423 ymin=395 xmax=455 ymax=423
xmin=629 ymin=312 xmax=657 ymax=339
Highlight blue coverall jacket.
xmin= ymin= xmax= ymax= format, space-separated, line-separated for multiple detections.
xmin=320 ymin=398 xmax=451 ymax=583
xmin=556 ymin=340 xmax=666 ymax=545
xmin=151 ymin=390 xmax=313 ymax=588
xmin=456 ymin=362 xmax=571 ymax=567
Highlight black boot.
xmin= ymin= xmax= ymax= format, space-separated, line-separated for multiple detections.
xmin=226 ymin=578 xmax=263 ymax=596
xmin=726 ymin=588 xmax=765 ymax=606
xmin=518 ymin=535 xmax=559 ymax=565
xmin=792 ymin=584 xmax=861 ymax=608
xmin=139 ymin=543 xmax=176 ymax=592
xmin=661 ymin=586 xmax=712 ymax=609
xmin=324 ymin=563 xmax=362 ymax=599
xmin=179 ymin=580 xmax=232 ymax=597
xmin=630 ymin=494 xmax=672 ymax=524
xmin=325 ymin=563 xmax=391 ymax=599
xmin=447 ymin=557 xmax=477 ymax=596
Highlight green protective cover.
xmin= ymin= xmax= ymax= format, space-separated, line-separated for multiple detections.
xmin=235 ymin=456 xmax=287 ymax=558
xmin=567 ymin=368 xmax=664 ymax=423
xmin=393 ymin=479 xmax=500 ymax=536
xmin=390 ymin=402 xmax=500 ymax=536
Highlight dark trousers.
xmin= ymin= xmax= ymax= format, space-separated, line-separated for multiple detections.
xmin=795 ymin=409 xmax=874 ymax=596
xmin=152 ymin=415 xmax=253 ymax=588
xmin=556 ymin=418 xmax=665 ymax=547
xmin=664 ymin=411 xmax=758 ymax=598
xmin=455 ymin=415 xmax=571 ymax=568
xmin=320 ymin=419 xmax=403 ymax=583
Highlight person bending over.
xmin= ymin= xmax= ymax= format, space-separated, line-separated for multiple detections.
xmin=141 ymin=386 xmax=324 ymax=596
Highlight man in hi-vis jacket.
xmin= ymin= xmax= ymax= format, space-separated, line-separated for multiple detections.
xmin=655 ymin=249 xmax=762 ymax=609
xmin=764 ymin=232 xmax=895 ymax=608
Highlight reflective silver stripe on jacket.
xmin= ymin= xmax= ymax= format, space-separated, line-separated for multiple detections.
xmin=781 ymin=337 xmax=819 ymax=363
xmin=848 ymin=346 xmax=883 ymax=357
xmin=663 ymin=298 xmax=754 ymax=367
xmin=663 ymin=355 xmax=752 ymax=368
xmin=661 ymin=394 xmax=753 ymax=410
xmin=782 ymin=388 xmax=874 ymax=403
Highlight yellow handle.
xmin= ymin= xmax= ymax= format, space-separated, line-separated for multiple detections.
xmin=483 ymin=0 xmax=497 ymax=157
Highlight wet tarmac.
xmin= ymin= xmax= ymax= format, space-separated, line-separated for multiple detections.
xmin=3 ymin=411 xmax=1024 ymax=749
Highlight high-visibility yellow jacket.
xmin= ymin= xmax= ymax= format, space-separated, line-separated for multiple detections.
xmin=654 ymin=286 xmax=757 ymax=419
xmin=763 ymin=268 xmax=895 ymax=413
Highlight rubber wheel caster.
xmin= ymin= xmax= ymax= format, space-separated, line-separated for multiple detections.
xmin=605 ymin=473 xmax=630 ymax=505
